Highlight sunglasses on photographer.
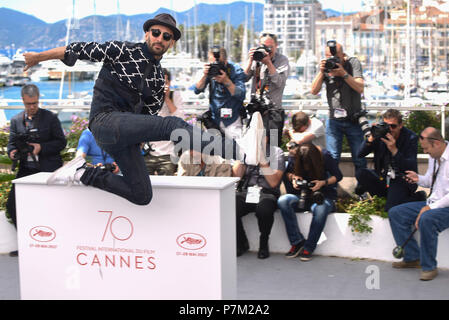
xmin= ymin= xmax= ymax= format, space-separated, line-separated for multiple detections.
xmin=150 ymin=28 xmax=173 ymax=41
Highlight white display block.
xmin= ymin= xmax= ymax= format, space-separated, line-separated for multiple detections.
xmin=14 ymin=173 xmax=239 ymax=300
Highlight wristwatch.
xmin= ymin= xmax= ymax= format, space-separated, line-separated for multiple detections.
xmin=343 ymin=73 xmax=349 ymax=80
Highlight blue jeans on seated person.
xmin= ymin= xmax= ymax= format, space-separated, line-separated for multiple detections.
xmin=326 ymin=118 xmax=366 ymax=173
xmin=388 ymin=201 xmax=449 ymax=271
xmin=81 ymin=111 xmax=237 ymax=205
xmin=278 ymin=193 xmax=336 ymax=253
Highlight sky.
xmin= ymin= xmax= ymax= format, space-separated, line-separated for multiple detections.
xmin=0 ymin=0 xmax=363 ymax=23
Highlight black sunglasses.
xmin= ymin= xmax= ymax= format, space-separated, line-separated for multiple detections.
xmin=388 ymin=124 xmax=398 ymax=129
xmin=261 ymin=32 xmax=275 ymax=38
xmin=150 ymin=28 xmax=173 ymax=41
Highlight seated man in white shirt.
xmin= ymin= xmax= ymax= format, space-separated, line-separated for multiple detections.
xmin=389 ymin=127 xmax=449 ymax=281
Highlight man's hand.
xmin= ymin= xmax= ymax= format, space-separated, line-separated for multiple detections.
xmin=213 ymin=70 xmax=230 ymax=85
xmin=327 ymin=62 xmax=346 ymax=78
xmin=318 ymin=59 xmax=327 ymax=74
xmin=164 ymin=83 xmax=171 ymax=102
xmin=260 ymin=50 xmax=272 ymax=66
xmin=9 ymin=149 xmax=17 ymax=160
xmin=248 ymin=47 xmax=256 ymax=63
xmin=311 ymin=180 xmax=326 ymax=192
xmin=380 ymin=133 xmax=398 ymax=156
xmin=291 ymin=174 xmax=302 ymax=190
xmin=202 ymin=63 xmax=211 ymax=77
xmin=415 ymin=205 xmax=431 ymax=230
xmin=23 ymin=52 xmax=41 ymax=72
xmin=28 ymin=143 xmax=41 ymax=156
xmin=112 ymin=162 xmax=120 ymax=174
xmin=404 ymin=170 xmax=419 ymax=184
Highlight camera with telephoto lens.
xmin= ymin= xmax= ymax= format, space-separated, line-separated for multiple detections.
xmin=295 ymin=179 xmax=325 ymax=210
xmin=324 ymin=40 xmax=340 ymax=73
xmin=253 ymin=44 xmax=272 ymax=62
xmin=370 ymin=122 xmax=390 ymax=140
xmin=208 ymin=47 xmax=227 ymax=78
xmin=352 ymin=110 xmax=372 ymax=139
xmin=246 ymin=93 xmax=275 ymax=116
xmin=11 ymin=129 xmax=40 ymax=171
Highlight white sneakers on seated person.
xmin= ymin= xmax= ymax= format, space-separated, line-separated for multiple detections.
xmin=237 ymin=111 xmax=265 ymax=166
xmin=46 ymin=155 xmax=87 ymax=186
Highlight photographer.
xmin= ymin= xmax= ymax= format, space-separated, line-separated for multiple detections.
xmin=233 ymin=127 xmax=285 ymax=260
xmin=277 ymin=143 xmax=342 ymax=261
xmin=6 ymin=84 xmax=66 ymax=252
xmin=310 ymin=40 xmax=366 ymax=174
xmin=356 ymin=109 xmax=423 ymax=211
xmin=244 ymin=32 xmax=290 ymax=146
xmin=389 ymin=127 xmax=449 ymax=281
xmin=194 ymin=47 xmax=246 ymax=139
xmin=286 ymin=111 xmax=326 ymax=152
xmin=76 ymin=128 xmax=120 ymax=174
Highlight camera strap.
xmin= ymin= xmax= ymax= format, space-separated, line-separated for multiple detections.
xmin=260 ymin=67 xmax=271 ymax=96
xmin=254 ymin=62 xmax=263 ymax=94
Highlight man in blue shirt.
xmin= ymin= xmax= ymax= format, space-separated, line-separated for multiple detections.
xmin=76 ymin=129 xmax=118 ymax=173
xmin=194 ymin=47 xmax=246 ymax=139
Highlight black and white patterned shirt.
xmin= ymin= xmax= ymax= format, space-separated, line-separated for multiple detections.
xmin=63 ymin=41 xmax=165 ymax=116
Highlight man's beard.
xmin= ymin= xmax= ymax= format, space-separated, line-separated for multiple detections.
xmin=148 ymin=41 xmax=169 ymax=58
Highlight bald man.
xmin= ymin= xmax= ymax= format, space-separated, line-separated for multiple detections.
xmin=311 ymin=40 xmax=366 ymax=176
xmin=389 ymin=127 xmax=449 ymax=281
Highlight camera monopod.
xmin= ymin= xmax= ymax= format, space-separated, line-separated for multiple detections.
xmin=392 ymin=227 xmax=417 ymax=259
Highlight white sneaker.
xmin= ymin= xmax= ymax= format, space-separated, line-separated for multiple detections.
xmin=47 ymin=155 xmax=86 ymax=186
xmin=236 ymin=112 xmax=265 ymax=166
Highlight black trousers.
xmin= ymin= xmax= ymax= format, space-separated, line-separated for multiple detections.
xmin=355 ymin=168 xmax=418 ymax=211
xmin=235 ymin=191 xmax=278 ymax=249
xmin=6 ymin=167 xmax=40 ymax=228
xmin=261 ymin=109 xmax=285 ymax=147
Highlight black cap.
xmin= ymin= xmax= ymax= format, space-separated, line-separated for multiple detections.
xmin=143 ymin=13 xmax=181 ymax=41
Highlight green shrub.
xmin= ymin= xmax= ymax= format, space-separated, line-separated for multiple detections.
xmin=338 ymin=195 xmax=388 ymax=234
xmin=0 ymin=179 xmax=12 ymax=223
xmin=61 ymin=115 xmax=89 ymax=161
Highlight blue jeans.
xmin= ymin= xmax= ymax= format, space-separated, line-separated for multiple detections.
xmin=278 ymin=194 xmax=336 ymax=253
xmin=82 ymin=111 xmax=237 ymax=205
xmin=389 ymin=201 xmax=449 ymax=271
xmin=326 ymin=118 xmax=366 ymax=173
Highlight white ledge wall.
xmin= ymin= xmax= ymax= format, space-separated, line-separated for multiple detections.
xmin=242 ymin=211 xmax=449 ymax=269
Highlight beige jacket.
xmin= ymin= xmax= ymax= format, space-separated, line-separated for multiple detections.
xmin=177 ymin=151 xmax=232 ymax=177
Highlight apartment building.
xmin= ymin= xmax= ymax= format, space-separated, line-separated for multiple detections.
xmin=263 ymin=0 xmax=324 ymax=58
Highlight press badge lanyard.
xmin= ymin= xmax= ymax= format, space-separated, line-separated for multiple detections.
xmin=255 ymin=62 xmax=262 ymax=94
xmin=245 ymin=165 xmax=265 ymax=204
xmin=430 ymin=158 xmax=440 ymax=197
xmin=23 ymin=111 xmax=39 ymax=130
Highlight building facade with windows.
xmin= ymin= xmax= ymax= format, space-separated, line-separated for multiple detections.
xmin=263 ymin=0 xmax=324 ymax=58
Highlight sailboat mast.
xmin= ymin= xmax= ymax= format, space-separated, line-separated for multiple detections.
xmin=59 ymin=0 xmax=75 ymax=102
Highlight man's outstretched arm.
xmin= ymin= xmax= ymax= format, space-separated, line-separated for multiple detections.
xmin=23 ymin=46 xmax=67 ymax=71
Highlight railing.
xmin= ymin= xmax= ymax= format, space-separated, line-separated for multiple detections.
xmin=1 ymin=98 xmax=447 ymax=136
